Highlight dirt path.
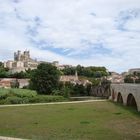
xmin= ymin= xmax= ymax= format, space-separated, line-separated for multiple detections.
xmin=0 ymin=136 xmax=27 ymax=140
xmin=0 ymin=99 xmax=107 ymax=108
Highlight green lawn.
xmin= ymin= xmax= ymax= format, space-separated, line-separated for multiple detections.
xmin=0 ymin=101 xmax=139 ymax=140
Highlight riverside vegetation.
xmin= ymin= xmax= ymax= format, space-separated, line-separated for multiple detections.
xmin=0 ymin=88 xmax=66 ymax=104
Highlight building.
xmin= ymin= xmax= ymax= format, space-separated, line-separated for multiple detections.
xmin=4 ymin=50 xmax=39 ymax=73
xmin=60 ymin=71 xmax=92 ymax=86
xmin=0 ymin=78 xmax=14 ymax=88
xmin=60 ymin=71 xmax=78 ymax=83
xmin=107 ymin=72 xmax=124 ymax=84
xmin=0 ymin=78 xmax=30 ymax=89
xmin=128 ymin=68 xmax=140 ymax=75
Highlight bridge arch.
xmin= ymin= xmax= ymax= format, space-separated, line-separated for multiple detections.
xmin=127 ymin=94 xmax=137 ymax=110
xmin=117 ymin=92 xmax=123 ymax=104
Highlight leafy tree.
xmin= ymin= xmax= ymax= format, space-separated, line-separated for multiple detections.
xmin=30 ymin=63 xmax=60 ymax=94
xmin=61 ymin=65 xmax=108 ymax=78
xmin=71 ymin=84 xmax=88 ymax=96
xmin=124 ymin=75 xmax=134 ymax=83
xmin=0 ymin=62 xmax=9 ymax=78
xmin=135 ymin=79 xmax=140 ymax=83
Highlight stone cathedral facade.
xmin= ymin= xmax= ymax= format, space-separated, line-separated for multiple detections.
xmin=4 ymin=50 xmax=39 ymax=73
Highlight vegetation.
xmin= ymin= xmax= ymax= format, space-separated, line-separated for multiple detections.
xmin=124 ymin=72 xmax=140 ymax=83
xmin=62 ymin=65 xmax=108 ymax=78
xmin=30 ymin=63 xmax=60 ymax=94
xmin=0 ymin=101 xmax=139 ymax=140
xmin=0 ymin=62 xmax=108 ymax=79
xmin=0 ymin=61 xmax=109 ymax=97
xmin=124 ymin=75 xmax=134 ymax=83
xmin=0 ymin=62 xmax=33 ymax=78
xmin=57 ymin=82 xmax=92 ymax=97
xmin=0 ymin=88 xmax=66 ymax=104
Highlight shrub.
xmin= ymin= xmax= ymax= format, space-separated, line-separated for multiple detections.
xmin=135 ymin=79 xmax=140 ymax=83
xmin=0 ymin=88 xmax=66 ymax=104
xmin=9 ymin=89 xmax=37 ymax=98
xmin=51 ymin=90 xmax=62 ymax=96
xmin=5 ymin=96 xmax=23 ymax=104
xmin=61 ymin=87 xmax=70 ymax=98
xmin=0 ymin=89 xmax=13 ymax=100
xmin=29 ymin=95 xmax=66 ymax=103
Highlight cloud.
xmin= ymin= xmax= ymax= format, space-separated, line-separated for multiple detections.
xmin=0 ymin=0 xmax=140 ymax=72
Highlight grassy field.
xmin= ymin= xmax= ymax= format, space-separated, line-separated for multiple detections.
xmin=0 ymin=101 xmax=139 ymax=140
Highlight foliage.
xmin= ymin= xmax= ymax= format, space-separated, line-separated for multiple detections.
xmin=30 ymin=63 xmax=60 ymax=94
xmin=59 ymin=82 xmax=90 ymax=97
xmin=61 ymin=87 xmax=71 ymax=98
xmin=5 ymin=96 xmax=25 ymax=104
xmin=124 ymin=76 xmax=134 ymax=83
xmin=62 ymin=65 xmax=108 ymax=78
xmin=0 ymin=62 xmax=34 ymax=78
xmin=29 ymin=95 xmax=65 ymax=103
xmin=0 ymin=88 xmax=37 ymax=99
xmin=0 ymin=88 xmax=66 ymax=104
xmin=135 ymin=79 xmax=140 ymax=83
xmin=71 ymin=84 xmax=88 ymax=96
xmin=124 ymin=73 xmax=140 ymax=84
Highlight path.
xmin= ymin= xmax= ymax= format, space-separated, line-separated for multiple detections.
xmin=0 ymin=136 xmax=27 ymax=140
xmin=0 ymin=99 xmax=107 ymax=108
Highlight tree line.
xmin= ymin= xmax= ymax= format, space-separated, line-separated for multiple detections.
xmin=0 ymin=62 xmax=110 ymax=96
xmin=62 ymin=65 xmax=108 ymax=78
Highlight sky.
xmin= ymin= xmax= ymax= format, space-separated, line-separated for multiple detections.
xmin=0 ymin=0 xmax=140 ymax=73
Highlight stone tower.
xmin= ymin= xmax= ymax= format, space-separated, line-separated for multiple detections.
xmin=75 ymin=70 xmax=78 ymax=81
xmin=23 ymin=51 xmax=30 ymax=61
xmin=14 ymin=50 xmax=30 ymax=61
xmin=14 ymin=50 xmax=21 ymax=61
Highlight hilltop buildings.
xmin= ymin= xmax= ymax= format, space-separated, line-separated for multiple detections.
xmin=107 ymin=72 xmax=124 ymax=84
xmin=4 ymin=50 xmax=73 ymax=73
xmin=128 ymin=68 xmax=140 ymax=75
xmin=4 ymin=50 xmax=39 ymax=73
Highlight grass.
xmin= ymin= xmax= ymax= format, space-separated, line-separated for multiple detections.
xmin=0 ymin=101 xmax=139 ymax=140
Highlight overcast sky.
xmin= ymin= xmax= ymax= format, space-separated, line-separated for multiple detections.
xmin=0 ymin=0 xmax=140 ymax=72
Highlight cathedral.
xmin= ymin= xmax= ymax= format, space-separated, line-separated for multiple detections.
xmin=4 ymin=50 xmax=39 ymax=73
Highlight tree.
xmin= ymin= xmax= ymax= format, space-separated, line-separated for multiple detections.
xmin=0 ymin=62 xmax=9 ymax=78
xmin=124 ymin=75 xmax=134 ymax=83
xmin=30 ymin=63 xmax=60 ymax=94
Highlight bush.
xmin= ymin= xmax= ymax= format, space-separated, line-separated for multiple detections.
xmin=29 ymin=95 xmax=66 ymax=103
xmin=135 ymin=79 xmax=140 ymax=83
xmin=61 ymin=87 xmax=70 ymax=98
xmin=51 ymin=90 xmax=62 ymax=96
xmin=0 ymin=89 xmax=9 ymax=99
xmin=11 ymin=89 xmax=37 ymax=98
xmin=5 ymin=96 xmax=23 ymax=104
xmin=0 ymin=88 xmax=66 ymax=104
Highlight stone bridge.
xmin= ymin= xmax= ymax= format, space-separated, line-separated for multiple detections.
xmin=110 ymin=84 xmax=140 ymax=111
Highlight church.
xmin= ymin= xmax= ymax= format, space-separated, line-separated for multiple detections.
xmin=4 ymin=50 xmax=39 ymax=73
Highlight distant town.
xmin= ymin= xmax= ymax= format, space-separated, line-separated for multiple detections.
xmin=2 ymin=50 xmax=140 ymax=86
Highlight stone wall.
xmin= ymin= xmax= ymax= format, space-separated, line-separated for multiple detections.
xmin=90 ymin=85 xmax=110 ymax=98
